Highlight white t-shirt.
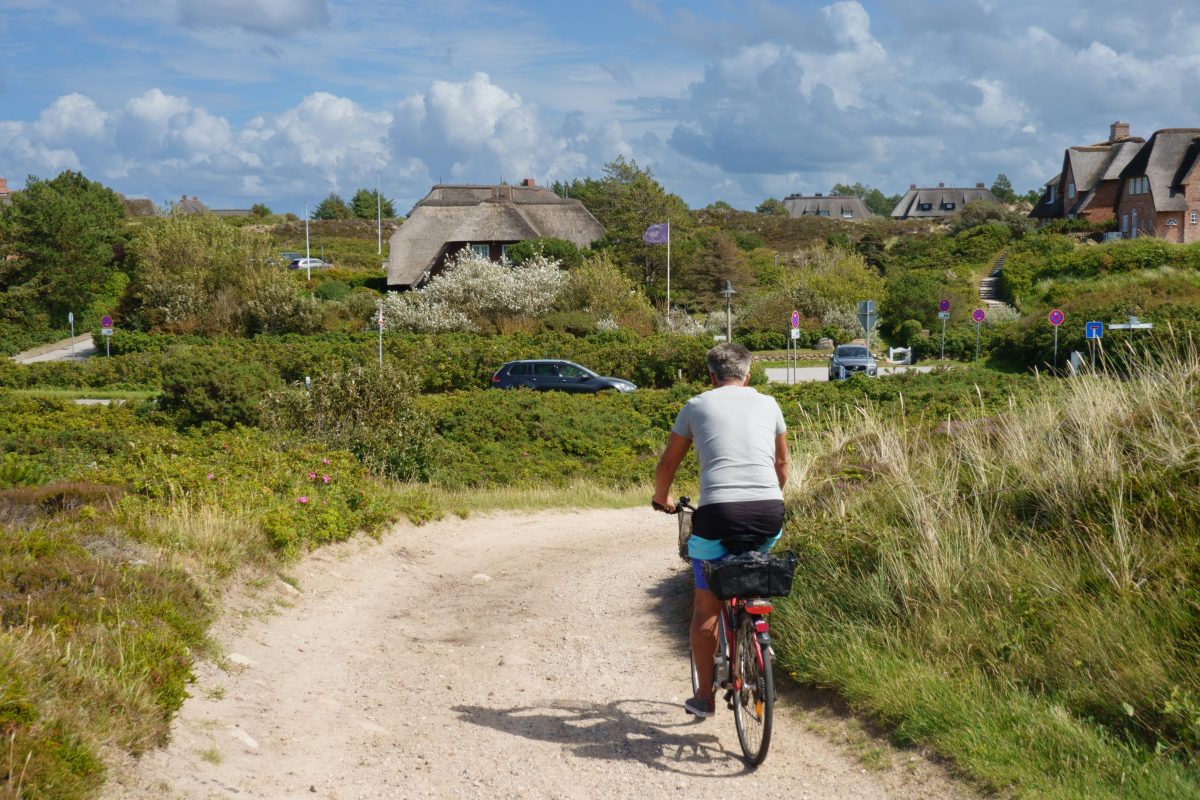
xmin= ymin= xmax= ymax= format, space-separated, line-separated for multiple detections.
xmin=671 ymin=385 xmax=786 ymax=506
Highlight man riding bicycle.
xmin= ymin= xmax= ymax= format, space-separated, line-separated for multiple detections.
xmin=652 ymin=343 xmax=788 ymax=717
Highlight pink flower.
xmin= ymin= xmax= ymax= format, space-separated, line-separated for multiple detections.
xmin=307 ymin=471 xmax=317 ymax=480
xmin=321 ymin=474 xmax=331 ymax=484
xmin=297 ymin=496 xmax=309 ymax=505
xmin=321 ymin=458 xmax=331 ymax=465
xmin=206 ymin=473 xmax=215 ymax=480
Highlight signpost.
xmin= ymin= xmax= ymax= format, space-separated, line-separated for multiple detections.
xmin=937 ymin=299 xmax=950 ymax=360
xmin=1085 ymin=320 xmax=1103 ymax=370
xmin=788 ymin=310 xmax=800 ymax=385
xmin=377 ymin=303 xmax=385 ymax=368
xmin=972 ymin=308 xmax=985 ymax=361
xmin=100 ymin=314 xmax=113 ymax=357
xmin=857 ymin=300 xmax=877 ymax=352
xmin=1048 ymin=308 xmax=1065 ymax=370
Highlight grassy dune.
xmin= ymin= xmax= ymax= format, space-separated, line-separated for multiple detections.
xmin=773 ymin=350 xmax=1200 ymax=797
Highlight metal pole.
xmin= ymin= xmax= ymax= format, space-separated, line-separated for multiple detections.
xmin=376 ymin=174 xmax=382 ymax=256
xmin=105 ymin=337 xmax=110 ymax=358
xmin=726 ymin=294 xmax=732 ymax=343
xmin=377 ymin=302 xmax=384 ymax=368
xmin=940 ymin=317 xmax=946 ymax=360
xmin=665 ymin=222 xmax=671 ymax=325
xmin=1053 ymin=326 xmax=1059 ymax=372
xmin=305 ymin=200 xmax=312 ymax=281
xmin=975 ymin=323 xmax=981 ymax=362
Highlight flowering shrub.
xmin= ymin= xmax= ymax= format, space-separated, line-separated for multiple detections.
xmin=382 ymin=250 xmax=568 ymax=333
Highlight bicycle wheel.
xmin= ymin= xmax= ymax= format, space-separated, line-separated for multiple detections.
xmin=733 ymin=615 xmax=773 ymax=765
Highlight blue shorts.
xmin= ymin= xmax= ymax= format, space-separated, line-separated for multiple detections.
xmin=690 ymin=531 xmax=781 ymax=592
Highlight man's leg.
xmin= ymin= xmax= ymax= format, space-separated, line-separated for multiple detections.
xmin=690 ymin=587 xmax=723 ymax=703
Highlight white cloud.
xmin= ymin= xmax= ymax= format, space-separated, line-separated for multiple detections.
xmin=177 ymin=0 xmax=329 ymax=35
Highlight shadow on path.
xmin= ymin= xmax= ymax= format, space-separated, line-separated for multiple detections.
xmin=453 ymin=699 xmax=756 ymax=777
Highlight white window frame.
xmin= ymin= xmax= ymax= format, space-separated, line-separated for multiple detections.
xmin=1167 ymin=218 xmax=1178 ymax=226
xmin=842 ymin=209 xmax=854 ymax=218
xmin=500 ymin=244 xmax=512 ymax=260
xmin=942 ymin=202 xmax=956 ymax=211
xmin=1048 ymin=186 xmax=1056 ymax=202
xmin=1067 ymin=182 xmax=1076 ymax=199
xmin=1191 ymin=211 xmax=1198 ymax=224
xmin=1121 ymin=214 xmax=1129 ymax=232
xmin=470 ymin=243 xmax=490 ymax=259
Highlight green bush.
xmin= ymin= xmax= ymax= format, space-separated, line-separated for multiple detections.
xmin=314 ymin=280 xmax=352 ymax=301
xmin=159 ymin=348 xmax=280 ymax=427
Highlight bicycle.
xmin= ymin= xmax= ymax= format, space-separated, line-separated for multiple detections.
xmin=669 ymin=497 xmax=784 ymax=766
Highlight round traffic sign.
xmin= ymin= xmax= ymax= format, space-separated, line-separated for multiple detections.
xmin=100 ymin=315 xmax=113 ymax=328
xmin=1048 ymin=308 xmax=1065 ymax=327
xmin=938 ymin=299 xmax=950 ymax=312
xmin=972 ymin=308 xmax=986 ymax=323
xmin=790 ymin=310 xmax=800 ymax=329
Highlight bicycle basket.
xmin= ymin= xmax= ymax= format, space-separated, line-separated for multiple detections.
xmin=676 ymin=507 xmax=694 ymax=562
xmin=703 ymin=551 xmax=798 ymax=600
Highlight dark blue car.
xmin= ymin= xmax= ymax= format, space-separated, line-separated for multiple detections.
xmin=490 ymin=360 xmax=636 ymax=393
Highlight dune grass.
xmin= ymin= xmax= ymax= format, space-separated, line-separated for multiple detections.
xmin=772 ymin=347 xmax=1200 ymax=797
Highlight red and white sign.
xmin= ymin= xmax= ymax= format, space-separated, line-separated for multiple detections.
xmin=972 ymin=308 xmax=986 ymax=323
xmin=790 ymin=310 xmax=800 ymax=329
xmin=1048 ymin=308 xmax=1065 ymax=327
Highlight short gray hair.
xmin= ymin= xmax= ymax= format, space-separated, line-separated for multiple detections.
xmin=706 ymin=343 xmax=751 ymax=382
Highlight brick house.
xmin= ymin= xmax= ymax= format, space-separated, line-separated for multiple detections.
xmin=890 ymin=183 xmax=1000 ymax=219
xmin=1115 ymin=128 xmax=1200 ymax=242
xmin=1030 ymin=122 xmax=1144 ymax=225
xmin=0 ymin=177 xmax=10 ymax=206
xmin=782 ymin=193 xmax=876 ymax=221
xmin=386 ymin=179 xmax=606 ymax=289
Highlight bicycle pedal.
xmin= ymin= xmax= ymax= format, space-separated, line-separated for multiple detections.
xmin=724 ymin=689 xmax=735 ymax=710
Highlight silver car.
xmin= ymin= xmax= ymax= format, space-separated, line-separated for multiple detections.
xmin=828 ymin=344 xmax=878 ymax=380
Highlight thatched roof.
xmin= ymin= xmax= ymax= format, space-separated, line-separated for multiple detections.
xmin=386 ymin=183 xmax=606 ymax=288
xmin=1030 ymin=138 xmax=1145 ymax=220
xmin=116 ymin=193 xmax=159 ymax=218
xmin=782 ymin=194 xmax=876 ymax=220
xmin=891 ymin=185 xmax=1000 ymax=218
xmin=172 ymin=195 xmax=210 ymax=215
xmin=1118 ymin=128 xmax=1200 ymax=212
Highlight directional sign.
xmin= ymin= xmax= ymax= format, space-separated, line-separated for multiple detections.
xmin=937 ymin=311 xmax=951 ymax=320
xmin=972 ymin=308 xmax=986 ymax=323
xmin=1110 ymin=315 xmax=1153 ymax=331
xmin=1085 ymin=321 xmax=1103 ymax=339
xmin=1048 ymin=308 xmax=1065 ymax=327
xmin=790 ymin=310 xmax=800 ymax=329
xmin=938 ymin=299 xmax=951 ymax=313
xmin=68 ymin=311 xmax=74 ymax=325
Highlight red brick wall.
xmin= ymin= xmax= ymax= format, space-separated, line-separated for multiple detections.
xmin=1116 ymin=183 xmax=1158 ymax=239
xmin=1082 ymin=181 xmax=1119 ymax=223
xmin=1186 ymin=175 xmax=1200 ymax=244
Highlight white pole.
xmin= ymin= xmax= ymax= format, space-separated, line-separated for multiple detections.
xmin=376 ymin=174 xmax=382 ymax=256
xmin=666 ymin=221 xmax=671 ymax=325
xmin=304 ymin=200 xmax=312 ymax=281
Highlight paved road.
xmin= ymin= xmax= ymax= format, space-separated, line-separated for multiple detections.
xmin=765 ymin=365 xmax=937 ymax=384
xmin=10 ymin=334 xmax=96 ymax=364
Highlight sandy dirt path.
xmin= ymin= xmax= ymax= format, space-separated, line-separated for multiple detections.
xmin=103 ymin=508 xmax=971 ymax=799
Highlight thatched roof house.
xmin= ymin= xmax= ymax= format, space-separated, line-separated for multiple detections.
xmin=1030 ymin=122 xmax=1144 ymax=224
xmin=891 ymin=183 xmax=1000 ymax=219
xmin=782 ymin=193 xmax=876 ymax=220
xmin=386 ymin=179 xmax=606 ymax=289
xmin=1115 ymin=128 xmax=1200 ymax=243
xmin=116 ymin=193 xmax=160 ymax=218
xmin=172 ymin=195 xmax=210 ymax=215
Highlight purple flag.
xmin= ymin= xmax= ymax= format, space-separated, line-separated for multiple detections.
xmin=643 ymin=222 xmax=669 ymax=244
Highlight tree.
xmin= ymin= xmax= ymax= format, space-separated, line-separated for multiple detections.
xmin=250 ymin=203 xmax=272 ymax=218
xmin=830 ymin=182 xmax=900 ymax=216
xmin=706 ymin=200 xmax=734 ymax=211
xmin=756 ymin=198 xmax=788 ymax=216
xmin=1022 ymin=188 xmax=1043 ymax=205
xmin=505 ymin=238 xmax=583 ymax=269
xmin=311 ymin=193 xmax=351 ymax=220
xmin=349 ymin=188 xmax=396 ymax=220
xmin=691 ymin=230 xmax=754 ymax=309
xmin=991 ymin=174 xmax=1016 ymax=203
xmin=0 ymin=171 xmax=126 ymax=318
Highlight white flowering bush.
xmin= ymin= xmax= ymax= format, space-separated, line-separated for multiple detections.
xmin=659 ymin=310 xmax=706 ymax=336
xmin=382 ymin=249 xmax=568 ymax=333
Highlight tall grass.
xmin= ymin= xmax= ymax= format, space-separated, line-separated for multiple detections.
xmin=774 ymin=346 xmax=1200 ymax=798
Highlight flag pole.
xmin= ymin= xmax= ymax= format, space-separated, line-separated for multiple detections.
xmin=666 ymin=221 xmax=671 ymax=325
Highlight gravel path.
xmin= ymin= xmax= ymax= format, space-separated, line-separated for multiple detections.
xmin=103 ymin=508 xmax=971 ymax=799
xmin=9 ymin=333 xmax=96 ymax=363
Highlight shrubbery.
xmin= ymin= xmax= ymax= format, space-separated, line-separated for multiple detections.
xmin=159 ymin=347 xmax=280 ymax=427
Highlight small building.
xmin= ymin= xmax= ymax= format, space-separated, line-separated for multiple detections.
xmin=890 ymin=183 xmax=1000 ymax=219
xmin=0 ymin=177 xmax=10 ymax=206
xmin=172 ymin=195 xmax=210 ymax=215
xmin=386 ymin=179 xmax=606 ymax=290
xmin=1030 ymin=121 xmax=1144 ymax=225
xmin=116 ymin=193 xmax=160 ymax=218
xmin=1115 ymin=128 xmax=1200 ymax=242
xmin=782 ymin=193 xmax=876 ymax=221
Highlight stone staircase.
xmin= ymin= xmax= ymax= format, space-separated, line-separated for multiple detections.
xmin=978 ymin=252 xmax=1017 ymax=313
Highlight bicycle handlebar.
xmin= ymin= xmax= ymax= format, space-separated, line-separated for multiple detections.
xmin=652 ymin=496 xmax=692 ymax=514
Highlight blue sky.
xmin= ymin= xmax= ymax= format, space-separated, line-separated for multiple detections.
xmin=2 ymin=0 xmax=1199 ymax=215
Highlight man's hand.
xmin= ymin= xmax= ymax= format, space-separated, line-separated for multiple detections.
xmin=651 ymin=496 xmax=676 ymax=513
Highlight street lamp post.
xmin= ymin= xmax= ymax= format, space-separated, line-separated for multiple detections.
xmin=720 ymin=280 xmax=737 ymax=344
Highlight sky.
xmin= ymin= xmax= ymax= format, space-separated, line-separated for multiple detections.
xmin=2 ymin=0 xmax=1199 ymax=216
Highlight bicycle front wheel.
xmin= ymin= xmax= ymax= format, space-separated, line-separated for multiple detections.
xmin=733 ymin=615 xmax=774 ymax=766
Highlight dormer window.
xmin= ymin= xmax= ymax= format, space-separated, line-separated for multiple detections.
xmin=1126 ymin=176 xmax=1149 ymax=195
xmin=1067 ymin=182 xmax=1076 ymax=199
xmin=817 ymin=209 xmax=830 ymax=217
xmin=471 ymin=243 xmax=490 ymax=259
xmin=1048 ymin=186 xmax=1056 ymax=203
xmin=842 ymin=209 xmax=854 ymax=218
xmin=942 ymin=202 xmax=956 ymax=211
xmin=918 ymin=202 xmax=933 ymax=211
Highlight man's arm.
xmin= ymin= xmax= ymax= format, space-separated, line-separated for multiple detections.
xmin=653 ymin=432 xmax=692 ymax=511
xmin=774 ymin=432 xmax=790 ymax=490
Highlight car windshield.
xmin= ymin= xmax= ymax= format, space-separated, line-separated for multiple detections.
xmin=838 ymin=346 xmax=870 ymax=358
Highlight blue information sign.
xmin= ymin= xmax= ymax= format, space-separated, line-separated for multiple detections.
xmin=1085 ymin=321 xmax=1103 ymax=340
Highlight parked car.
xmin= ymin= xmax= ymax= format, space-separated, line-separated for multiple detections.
xmin=828 ymin=344 xmax=878 ymax=380
xmin=287 ymin=257 xmax=331 ymax=271
xmin=490 ymin=360 xmax=637 ymax=393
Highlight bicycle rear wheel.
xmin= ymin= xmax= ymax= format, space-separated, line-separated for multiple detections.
xmin=733 ymin=615 xmax=774 ymax=765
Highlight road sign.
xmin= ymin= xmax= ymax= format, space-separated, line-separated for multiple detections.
xmin=790 ymin=310 xmax=800 ymax=329
xmin=938 ymin=299 xmax=950 ymax=312
xmin=790 ymin=327 xmax=800 ymax=340
xmin=100 ymin=328 xmax=113 ymax=336
xmin=972 ymin=308 xmax=986 ymax=323
xmin=1085 ymin=321 xmax=1103 ymax=339
xmin=856 ymin=299 xmax=878 ymax=350
xmin=68 ymin=311 xmax=74 ymax=324
xmin=1048 ymin=309 xmax=1064 ymax=326
xmin=1110 ymin=315 xmax=1153 ymax=331
xmin=937 ymin=311 xmax=950 ymax=320
xmin=100 ymin=315 xmax=113 ymax=328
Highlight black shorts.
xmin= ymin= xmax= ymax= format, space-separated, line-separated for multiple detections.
xmin=692 ymin=499 xmax=786 ymax=554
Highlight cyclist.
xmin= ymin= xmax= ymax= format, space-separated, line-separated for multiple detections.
xmin=652 ymin=343 xmax=788 ymax=718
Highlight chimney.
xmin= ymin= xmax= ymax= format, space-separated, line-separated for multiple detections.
xmin=909 ymin=184 xmax=916 ymax=190
xmin=976 ymin=182 xmax=985 ymax=189
xmin=815 ymin=192 xmax=823 ymax=197
xmin=938 ymin=182 xmax=945 ymax=188
xmin=1110 ymin=121 xmax=1130 ymax=142
xmin=0 ymin=178 xmax=7 ymax=193
xmin=520 ymin=178 xmax=536 ymax=187
xmin=192 ymin=196 xmax=198 ymax=202
xmin=181 ymin=194 xmax=187 ymax=201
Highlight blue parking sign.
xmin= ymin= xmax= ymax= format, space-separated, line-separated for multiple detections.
xmin=1085 ymin=321 xmax=1103 ymax=339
